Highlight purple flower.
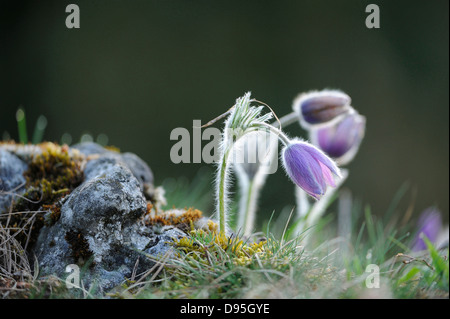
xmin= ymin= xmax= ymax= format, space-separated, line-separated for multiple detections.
xmin=293 ymin=90 xmax=352 ymax=127
xmin=282 ymin=140 xmax=341 ymax=200
xmin=412 ymin=208 xmax=442 ymax=252
xmin=310 ymin=112 xmax=366 ymax=165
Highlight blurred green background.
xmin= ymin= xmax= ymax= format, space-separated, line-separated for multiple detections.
xmin=0 ymin=0 xmax=448 ymax=224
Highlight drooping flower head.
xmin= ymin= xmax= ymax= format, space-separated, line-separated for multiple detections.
xmin=282 ymin=140 xmax=341 ymax=200
xmin=223 ymin=92 xmax=273 ymax=147
xmin=310 ymin=112 xmax=366 ymax=166
xmin=293 ymin=90 xmax=352 ymax=128
xmin=412 ymin=207 xmax=442 ymax=252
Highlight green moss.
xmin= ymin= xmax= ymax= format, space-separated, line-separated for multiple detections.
xmin=24 ymin=143 xmax=83 ymax=196
xmin=6 ymin=142 xmax=84 ymax=249
xmin=175 ymin=225 xmax=272 ymax=267
xmin=145 ymin=225 xmax=276 ymax=298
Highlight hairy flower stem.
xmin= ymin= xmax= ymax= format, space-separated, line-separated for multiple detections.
xmin=238 ymin=177 xmax=261 ymax=237
xmin=296 ymin=186 xmax=310 ymax=220
xmin=215 ymin=92 xmax=287 ymax=235
xmin=242 ymin=179 xmax=254 ymax=232
xmin=258 ymin=122 xmax=290 ymax=146
xmin=294 ymin=169 xmax=348 ymax=240
xmin=218 ymin=124 xmax=287 ymax=235
xmin=272 ymin=111 xmax=299 ymax=129
xmin=217 ymin=146 xmax=232 ymax=234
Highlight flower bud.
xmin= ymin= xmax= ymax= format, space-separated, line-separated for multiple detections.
xmin=412 ymin=208 xmax=442 ymax=252
xmin=293 ymin=90 xmax=352 ymax=127
xmin=282 ymin=140 xmax=341 ymax=200
xmin=310 ymin=112 xmax=366 ymax=165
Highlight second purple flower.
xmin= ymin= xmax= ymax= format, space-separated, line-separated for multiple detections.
xmin=282 ymin=140 xmax=341 ymax=200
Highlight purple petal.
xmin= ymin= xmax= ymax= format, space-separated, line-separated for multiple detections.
xmin=294 ymin=90 xmax=352 ymax=125
xmin=282 ymin=144 xmax=325 ymax=199
xmin=301 ymin=141 xmax=341 ymax=178
xmin=313 ymin=112 xmax=366 ymax=165
xmin=282 ymin=141 xmax=341 ymax=199
xmin=319 ymin=162 xmax=336 ymax=188
xmin=412 ymin=208 xmax=442 ymax=252
xmin=317 ymin=126 xmax=351 ymax=158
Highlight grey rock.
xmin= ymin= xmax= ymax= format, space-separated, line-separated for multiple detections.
xmin=0 ymin=144 xmax=42 ymax=161
xmin=72 ymin=142 xmax=154 ymax=191
xmin=0 ymin=149 xmax=28 ymax=213
xmin=0 ymin=143 xmax=181 ymax=294
xmin=120 ymin=152 xmax=154 ymax=187
xmin=71 ymin=142 xmax=110 ymax=156
xmin=83 ymin=154 xmax=122 ymax=181
xmin=145 ymin=226 xmax=186 ymax=258
xmin=34 ymin=157 xmax=182 ymax=293
xmin=61 ymin=165 xmax=146 ymax=226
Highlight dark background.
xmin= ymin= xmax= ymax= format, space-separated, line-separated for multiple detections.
xmin=0 ymin=0 xmax=448 ymax=225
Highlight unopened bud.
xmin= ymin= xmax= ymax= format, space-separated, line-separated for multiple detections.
xmin=293 ymin=90 xmax=352 ymax=127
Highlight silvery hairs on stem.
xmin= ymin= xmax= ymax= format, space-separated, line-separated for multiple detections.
xmin=214 ymin=92 xmax=274 ymax=235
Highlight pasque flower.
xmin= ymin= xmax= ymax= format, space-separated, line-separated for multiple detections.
xmin=211 ymin=92 xmax=345 ymax=234
xmin=310 ymin=112 xmax=366 ymax=165
xmin=412 ymin=207 xmax=442 ymax=252
xmin=215 ymin=92 xmax=273 ymax=234
xmin=293 ymin=90 xmax=352 ymax=127
xmin=282 ymin=140 xmax=341 ymax=200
